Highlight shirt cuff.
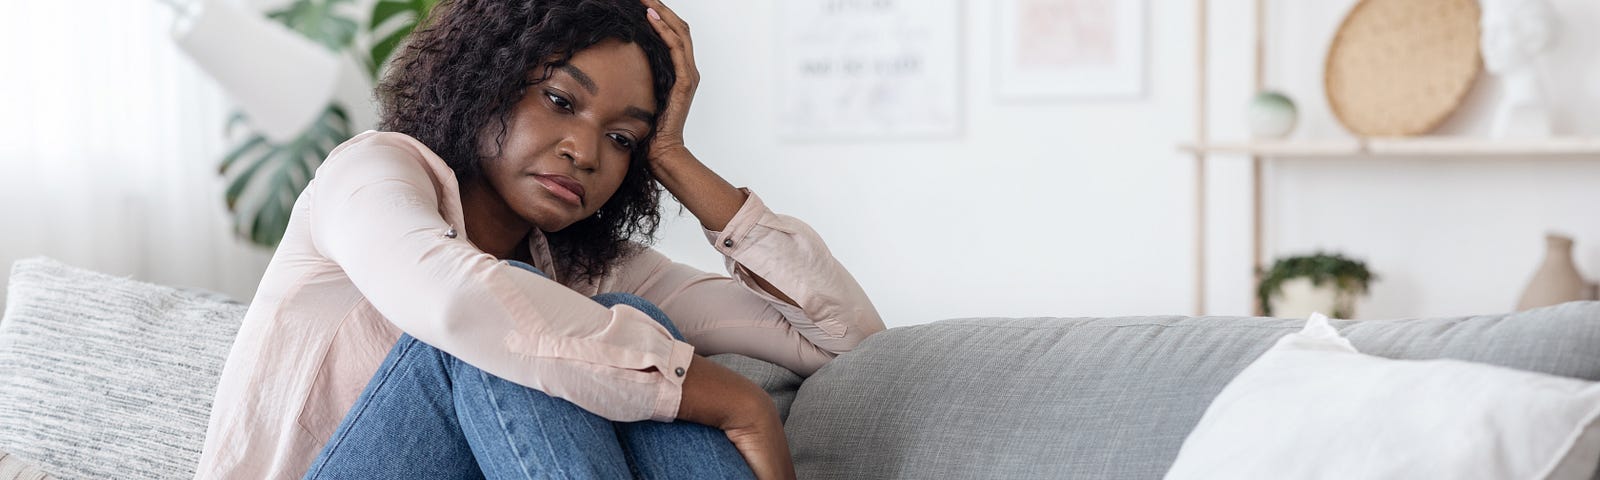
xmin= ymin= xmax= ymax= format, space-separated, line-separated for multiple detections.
xmin=702 ymin=187 xmax=767 ymax=256
xmin=651 ymin=339 xmax=697 ymax=421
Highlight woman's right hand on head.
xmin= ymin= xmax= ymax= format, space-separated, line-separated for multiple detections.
xmin=638 ymin=0 xmax=699 ymax=166
xmin=676 ymin=355 xmax=798 ymax=480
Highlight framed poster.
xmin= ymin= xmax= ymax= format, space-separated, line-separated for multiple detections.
xmin=996 ymin=0 xmax=1146 ymax=99
xmin=777 ymin=0 xmax=962 ymax=140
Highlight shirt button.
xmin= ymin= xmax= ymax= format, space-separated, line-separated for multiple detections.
xmin=722 ymin=239 xmax=734 ymax=248
xmin=674 ymin=367 xmax=686 ymax=377
xmin=444 ymin=228 xmax=457 ymax=239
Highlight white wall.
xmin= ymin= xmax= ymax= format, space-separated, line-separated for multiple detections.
xmin=654 ymin=0 xmax=1201 ymax=327
xmin=653 ymin=0 xmax=1600 ymax=327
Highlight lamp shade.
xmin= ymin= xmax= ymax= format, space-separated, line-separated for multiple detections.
xmin=172 ymin=0 xmax=339 ymax=143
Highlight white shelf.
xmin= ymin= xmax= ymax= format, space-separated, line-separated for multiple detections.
xmin=1180 ymin=137 xmax=1600 ymax=157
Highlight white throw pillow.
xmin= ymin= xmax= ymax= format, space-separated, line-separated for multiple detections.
xmin=1164 ymin=313 xmax=1600 ymax=480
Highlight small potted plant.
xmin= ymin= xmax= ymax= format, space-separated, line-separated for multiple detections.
xmin=1257 ymin=252 xmax=1376 ymax=319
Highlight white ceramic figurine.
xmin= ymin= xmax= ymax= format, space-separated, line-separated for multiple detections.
xmin=1480 ymin=0 xmax=1559 ymax=138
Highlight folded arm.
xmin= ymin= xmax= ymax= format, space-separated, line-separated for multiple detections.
xmin=308 ymin=135 xmax=695 ymax=422
xmin=618 ymin=190 xmax=885 ymax=377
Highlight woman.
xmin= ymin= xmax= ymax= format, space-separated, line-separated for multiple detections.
xmin=194 ymin=0 xmax=884 ymax=478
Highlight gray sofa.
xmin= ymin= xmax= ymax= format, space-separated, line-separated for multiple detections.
xmin=3 ymin=257 xmax=1600 ymax=479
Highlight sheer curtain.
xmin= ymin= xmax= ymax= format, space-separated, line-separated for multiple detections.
xmin=0 ymin=0 xmax=275 ymax=310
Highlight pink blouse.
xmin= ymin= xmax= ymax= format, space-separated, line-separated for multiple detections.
xmin=195 ymin=131 xmax=885 ymax=479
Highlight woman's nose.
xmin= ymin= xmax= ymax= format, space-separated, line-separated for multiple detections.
xmin=558 ymin=130 xmax=601 ymax=172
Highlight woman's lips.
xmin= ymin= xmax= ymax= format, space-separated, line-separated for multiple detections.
xmin=533 ymin=174 xmax=584 ymax=206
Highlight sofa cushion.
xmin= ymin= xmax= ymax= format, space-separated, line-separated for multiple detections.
xmin=0 ymin=258 xmax=246 ymax=480
xmin=783 ymin=302 xmax=1600 ymax=479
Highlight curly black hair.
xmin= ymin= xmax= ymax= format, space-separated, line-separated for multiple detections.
xmin=376 ymin=0 xmax=674 ymax=284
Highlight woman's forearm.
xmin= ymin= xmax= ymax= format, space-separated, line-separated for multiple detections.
xmin=650 ymin=149 xmax=801 ymax=306
xmin=676 ymin=355 xmax=796 ymax=479
xmin=649 ymin=149 xmax=744 ymax=232
xmin=676 ymin=355 xmax=767 ymax=427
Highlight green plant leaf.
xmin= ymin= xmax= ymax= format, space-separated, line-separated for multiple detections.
xmin=367 ymin=0 xmax=440 ymax=78
xmin=219 ymin=135 xmax=266 ymax=175
xmin=224 ymin=144 xmax=281 ymax=210
xmin=368 ymin=27 xmax=412 ymax=78
xmin=1256 ymin=252 xmax=1378 ymax=316
xmin=216 ymin=0 xmax=363 ymax=248
xmin=220 ymin=105 xmax=351 ymax=247
xmin=252 ymin=184 xmax=293 ymax=246
xmin=268 ymin=0 xmax=358 ymax=52
xmin=370 ymin=0 xmax=414 ymax=29
xmin=214 ymin=0 xmax=424 ymax=248
xmin=253 ymin=148 xmax=303 ymax=245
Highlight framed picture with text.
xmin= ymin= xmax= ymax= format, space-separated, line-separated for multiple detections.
xmin=777 ymin=0 xmax=963 ymax=140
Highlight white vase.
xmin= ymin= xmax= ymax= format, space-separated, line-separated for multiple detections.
xmin=1269 ymin=277 xmax=1359 ymax=319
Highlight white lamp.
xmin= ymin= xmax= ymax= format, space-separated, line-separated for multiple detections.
xmin=168 ymin=0 xmax=340 ymax=143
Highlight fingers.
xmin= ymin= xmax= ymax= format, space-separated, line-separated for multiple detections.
xmin=639 ymin=0 xmax=699 ymax=142
xmin=642 ymin=0 xmax=697 ymax=84
xmin=642 ymin=0 xmax=691 ymax=48
xmin=644 ymin=18 xmax=696 ymax=96
xmin=725 ymin=416 xmax=796 ymax=480
xmin=644 ymin=6 xmax=694 ymax=73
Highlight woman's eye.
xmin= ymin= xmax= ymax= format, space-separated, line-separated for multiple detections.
xmin=608 ymin=133 xmax=635 ymax=150
xmin=545 ymin=91 xmax=572 ymax=111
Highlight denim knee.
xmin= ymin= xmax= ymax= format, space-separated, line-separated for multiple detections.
xmin=590 ymin=293 xmax=684 ymax=341
xmin=503 ymin=259 xmax=547 ymax=278
xmin=387 ymin=334 xmax=450 ymax=370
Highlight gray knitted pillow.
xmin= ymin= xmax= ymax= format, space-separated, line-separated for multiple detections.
xmin=0 ymin=258 xmax=245 ymax=480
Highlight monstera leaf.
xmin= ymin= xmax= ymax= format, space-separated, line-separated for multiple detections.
xmin=219 ymin=0 xmax=358 ymax=247
xmin=221 ymin=105 xmax=351 ymax=246
xmin=268 ymin=0 xmax=358 ymax=51
xmin=368 ymin=0 xmax=440 ymax=77
xmin=218 ymin=0 xmax=442 ymax=247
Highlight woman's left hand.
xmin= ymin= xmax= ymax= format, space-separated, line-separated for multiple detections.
xmin=642 ymin=0 xmax=698 ymax=165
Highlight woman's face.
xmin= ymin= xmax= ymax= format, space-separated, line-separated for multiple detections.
xmin=480 ymin=39 xmax=657 ymax=233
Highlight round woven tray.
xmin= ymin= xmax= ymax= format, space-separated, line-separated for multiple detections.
xmin=1324 ymin=0 xmax=1481 ymax=137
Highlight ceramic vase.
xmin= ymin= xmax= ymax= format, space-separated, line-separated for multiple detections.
xmin=1247 ymin=91 xmax=1298 ymax=139
xmin=1517 ymin=233 xmax=1597 ymax=311
xmin=1270 ymin=277 xmax=1359 ymax=319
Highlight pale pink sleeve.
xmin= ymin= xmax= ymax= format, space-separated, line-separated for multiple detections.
xmin=307 ymin=139 xmax=694 ymax=422
xmin=617 ymin=189 xmax=885 ymax=376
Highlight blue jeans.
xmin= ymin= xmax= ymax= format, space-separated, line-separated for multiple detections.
xmin=302 ymin=260 xmax=754 ymax=479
